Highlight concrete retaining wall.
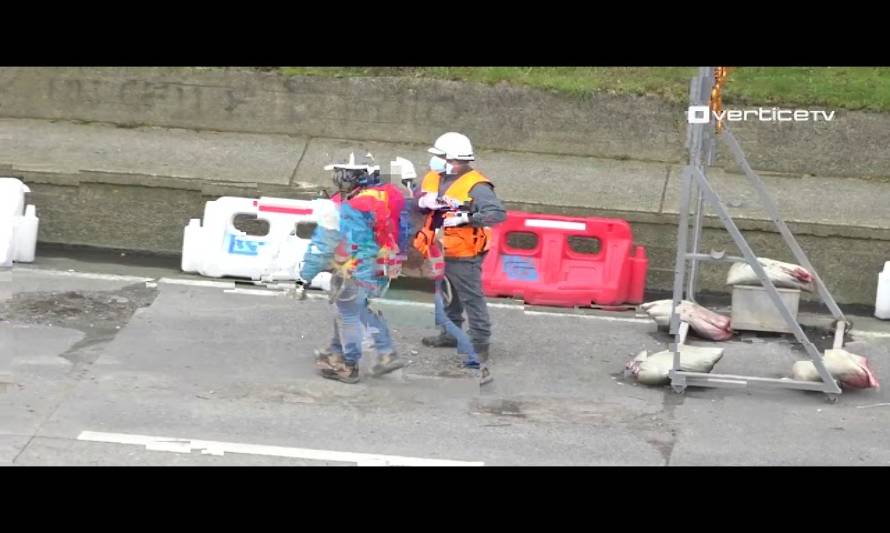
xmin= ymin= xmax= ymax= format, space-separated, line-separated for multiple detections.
xmin=2 ymin=67 xmax=890 ymax=178
xmin=1 ymin=67 xmax=887 ymax=306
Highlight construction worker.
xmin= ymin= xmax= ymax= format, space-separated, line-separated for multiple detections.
xmin=299 ymin=153 xmax=409 ymax=384
xmin=415 ymin=132 xmax=506 ymax=384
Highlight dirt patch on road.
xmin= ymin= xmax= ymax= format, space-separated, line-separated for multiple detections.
xmin=0 ymin=283 xmax=158 ymax=363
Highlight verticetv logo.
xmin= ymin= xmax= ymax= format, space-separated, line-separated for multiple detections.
xmin=687 ymin=105 xmax=836 ymax=124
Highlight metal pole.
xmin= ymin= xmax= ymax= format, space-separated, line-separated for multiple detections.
xmin=719 ymin=127 xmax=847 ymax=325
xmin=686 ymin=187 xmax=705 ymax=301
xmin=691 ymin=166 xmax=841 ymax=394
xmin=670 ymin=165 xmax=693 ymax=338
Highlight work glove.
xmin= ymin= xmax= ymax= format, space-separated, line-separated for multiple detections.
xmin=442 ymin=212 xmax=471 ymax=228
xmin=418 ymin=192 xmax=446 ymax=210
xmin=439 ymin=195 xmax=463 ymax=210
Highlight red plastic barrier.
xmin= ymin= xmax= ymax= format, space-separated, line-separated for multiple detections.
xmin=481 ymin=212 xmax=648 ymax=307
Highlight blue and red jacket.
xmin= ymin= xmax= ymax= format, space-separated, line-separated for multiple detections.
xmin=300 ymin=183 xmax=410 ymax=295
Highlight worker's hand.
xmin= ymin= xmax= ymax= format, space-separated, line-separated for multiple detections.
xmin=387 ymin=261 xmax=402 ymax=279
xmin=418 ymin=192 xmax=445 ymax=210
xmin=439 ymin=196 xmax=463 ymax=210
xmin=442 ymin=212 xmax=470 ymax=228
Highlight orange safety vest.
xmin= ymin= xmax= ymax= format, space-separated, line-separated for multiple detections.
xmin=414 ymin=169 xmax=494 ymax=259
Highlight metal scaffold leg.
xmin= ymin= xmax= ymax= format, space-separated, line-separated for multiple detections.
xmin=668 ymin=67 xmax=845 ymax=402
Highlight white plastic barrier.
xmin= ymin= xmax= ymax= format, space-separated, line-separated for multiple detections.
xmin=0 ymin=221 xmax=12 ymax=268
xmin=181 ymin=196 xmax=336 ymax=284
xmin=0 ymin=178 xmax=39 ymax=267
xmin=876 ymin=261 xmax=890 ymax=320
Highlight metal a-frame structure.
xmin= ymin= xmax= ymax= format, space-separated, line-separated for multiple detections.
xmin=668 ymin=67 xmax=847 ymax=402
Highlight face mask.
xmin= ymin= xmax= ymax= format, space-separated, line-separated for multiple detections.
xmin=429 ymin=156 xmax=446 ymax=173
xmin=445 ymin=163 xmax=454 ymax=174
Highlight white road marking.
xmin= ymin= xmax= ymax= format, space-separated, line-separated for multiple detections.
xmin=855 ymin=402 xmax=890 ymax=409
xmin=223 ymin=288 xmax=285 ymax=297
xmin=851 ymin=330 xmax=890 ymax=339
xmin=157 ymin=277 xmax=236 ymax=289
xmin=523 ymin=310 xmax=652 ymax=323
xmin=487 ymin=302 xmax=526 ymax=310
xmin=13 ymin=267 xmax=151 ymax=283
xmin=77 ymin=431 xmax=484 ymax=466
xmin=18 ymin=268 xmax=890 ymax=336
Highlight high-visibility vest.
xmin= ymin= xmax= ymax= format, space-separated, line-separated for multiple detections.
xmin=415 ymin=169 xmax=493 ymax=259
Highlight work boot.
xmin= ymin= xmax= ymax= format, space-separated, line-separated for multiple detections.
xmin=456 ymin=359 xmax=493 ymax=385
xmin=473 ymin=343 xmax=491 ymax=364
xmin=473 ymin=343 xmax=493 ymax=385
xmin=457 ymin=343 xmax=490 ymax=369
xmin=458 ymin=357 xmax=480 ymax=369
xmin=479 ymin=365 xmax=493 ymax=386
xmin=370 ymin=352 xmax=406 ymax=377
xmin=421 ymin=332 xmax=458 ymax=348
xmin=321 ymin=359 xmax=360 ymax=384
xmin=315 ymin=348 xmax=344 ymax=371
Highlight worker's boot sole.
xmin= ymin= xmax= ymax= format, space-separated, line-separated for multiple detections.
xmin=370 ymin=353 xmax=406 ymax=377
xmin=479 ymin=365 xmax=493 ymax=386
xmin=421 ymin=335 xmax=459 ymax=348
xmin=315 ymin=349 xmax=344 ymax=371
xmin=320 ymin=363 xmax=360 ymax=384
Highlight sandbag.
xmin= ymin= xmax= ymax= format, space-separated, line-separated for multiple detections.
xmin=791 ymin=349 xmax=880 ymax=389
xmin=625 ymin=345 xmax=725 ymax=386
xmin=640 ymin=299 xmax=692 ymax=328
xmin=677 ymin=301 xmax=733 ymax=341
xmin=640 ymin=299 xmax=733 ymax=341
xmin=726 ymin=258 xmax=814 ymax=292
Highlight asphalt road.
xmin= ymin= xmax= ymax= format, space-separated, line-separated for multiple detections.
xmin=2 ymin=257 xmax=889 ymax=466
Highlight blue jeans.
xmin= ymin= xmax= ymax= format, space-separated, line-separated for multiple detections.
xmin=328 ymin=281 xmax=394 ymax=365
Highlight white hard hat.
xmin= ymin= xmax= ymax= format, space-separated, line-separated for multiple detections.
xmin=427 ymin=134 xmax=447 ymax=156
xmin=427 ymin=132 xmax=474 ymax=161
xmin=390 ymin=156 xmax=417 ymax=180
xmin=323 ymin=152 xmax=380 ymax=173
